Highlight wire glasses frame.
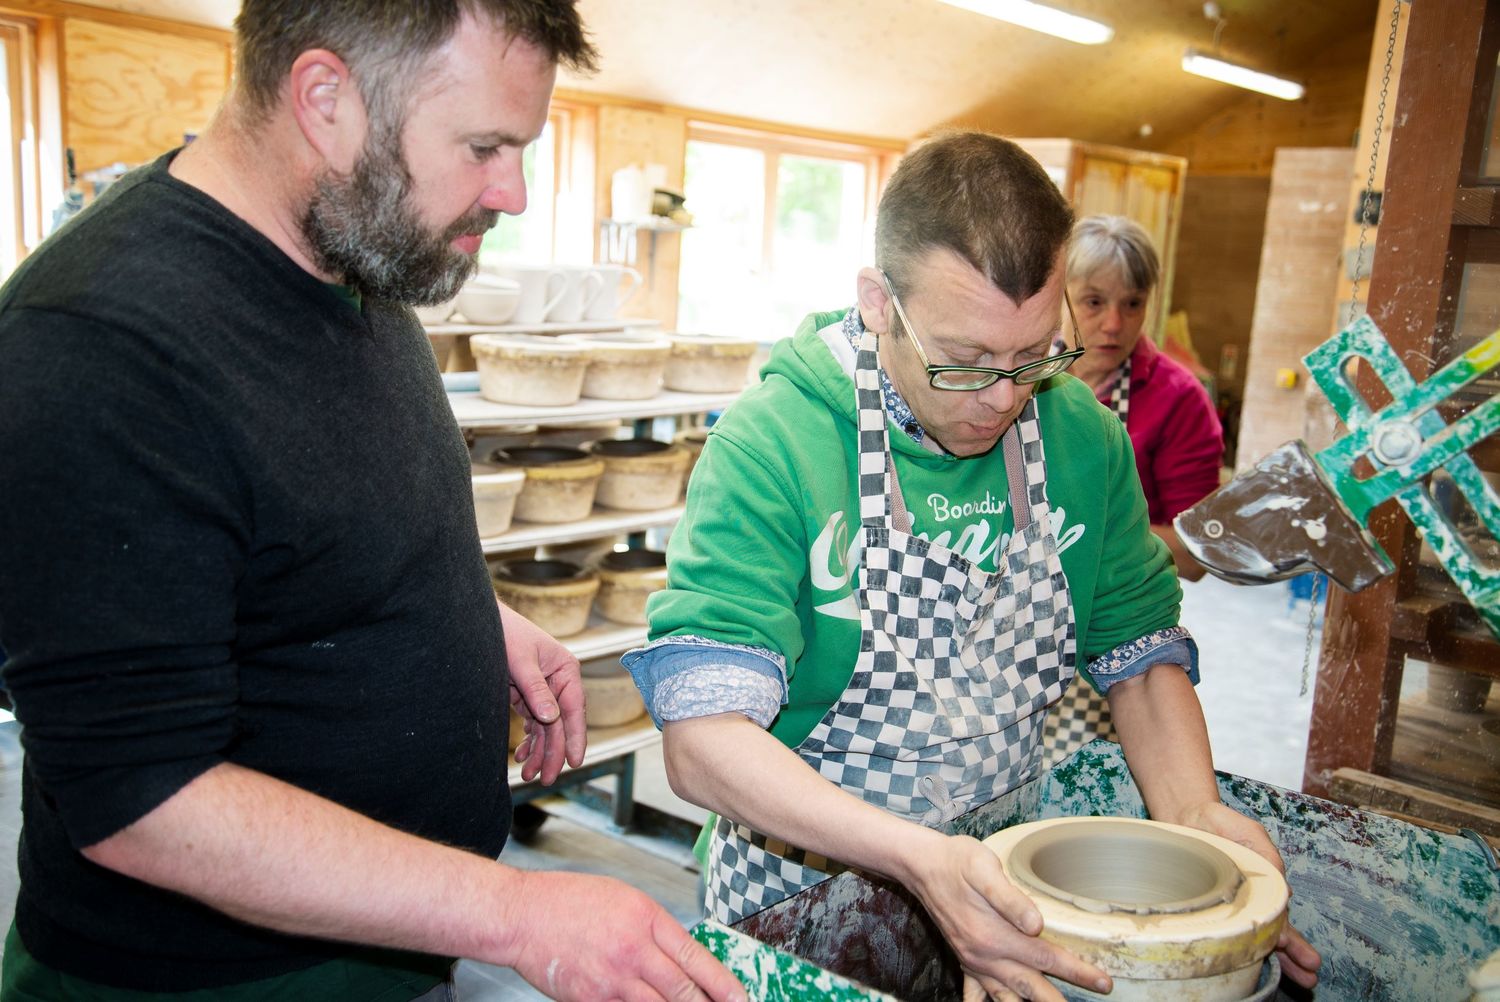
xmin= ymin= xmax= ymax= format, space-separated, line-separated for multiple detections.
xmin=884 ymin=273 xmax=1086 ymax=391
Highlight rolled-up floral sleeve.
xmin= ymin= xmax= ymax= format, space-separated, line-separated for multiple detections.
xmin=1084 ymin=628 xmax=1198 ymax=692
xmin=622 ymin=636 xmax=788 ymax=728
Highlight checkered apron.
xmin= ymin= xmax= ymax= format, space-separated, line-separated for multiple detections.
xmin=704 ymin=330 xmax=1077 ymax=924
xmin=1038 ymin=358 xmax=1129 ymax=768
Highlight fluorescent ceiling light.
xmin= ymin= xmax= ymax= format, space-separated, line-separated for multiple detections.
xmin=1182 ymin=47 xmax=1305 ymax=101
xmin=938 ymin=0 xmax=1114 ymax=45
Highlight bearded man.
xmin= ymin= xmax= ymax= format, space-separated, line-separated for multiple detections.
xmin=0 ymin=4 xmax=742 ymax=1001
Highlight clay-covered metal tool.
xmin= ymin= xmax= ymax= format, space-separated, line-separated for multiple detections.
xmin=1175 ymin=316 xmax=1500 ymax=637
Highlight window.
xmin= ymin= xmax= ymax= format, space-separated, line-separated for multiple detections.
xmin=677 ymin=124 xmax=891 ymax=340
xmin=479 ymin=116 xmax=557 ymax=268
xmin=478 ymin=100 xmax=595 ymax=268
xmin=0 ymin=18 xmax=40 ymax=281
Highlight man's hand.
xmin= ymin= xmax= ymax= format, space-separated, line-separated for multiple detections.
xmin=498 ymin=600 xmax=586 ymax=784
xmin=1178 ymin=801 xmax=1322 ymax=989
xmin=902 ymin=833 xmax=1113 ymax=1002
xmin=503 ymin=870 xmax=745 ymax=1002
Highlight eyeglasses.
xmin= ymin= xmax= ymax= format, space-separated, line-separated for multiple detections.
xmin=884 ymin=273 xmax=1086 ymax=391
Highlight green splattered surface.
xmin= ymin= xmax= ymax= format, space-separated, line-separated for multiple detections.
xmin=711 ymin=742 xmax=1500 ymax=1001
xmin=691 ymin=922 xmax=899 ymax=1001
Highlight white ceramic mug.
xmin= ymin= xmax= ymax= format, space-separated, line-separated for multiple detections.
xmin=582 ymin=264 xmax=644 ymax=321
xmin=546 ymin=265 xmax=607 ymax=324
xmin=489 ymin=264 xmax=566 ymax=325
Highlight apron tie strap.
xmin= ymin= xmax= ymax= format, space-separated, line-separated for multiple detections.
xmin=918 ymin=774 xmax=965 ymax=826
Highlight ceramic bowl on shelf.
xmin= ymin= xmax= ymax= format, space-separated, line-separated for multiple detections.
xmin=580 ymin=656 xmax=648 ymax=728
xmin=454 ymin=276 xmax=523 ymax=325
xmin=492 ymin=445 xmax=605 ymax=523
xmin=594 ymin=548 xmax=669 ymax=625
xmin=584 ymin=438 xmax=690 ymax=510
xmin=560 ymin=331 xmax=672 ymax=400
xmin=662 ymin=333 xmax=758 ymax=393
xmin=530 ymin=420 xmax=624 ymax=450
xmin=469 ymin=462 xmax=527 ymax=538
xmin=674 ymin=426 xmax=711 ymax=479
xmin=467 ymin=426 xmax=541 ymax=464
xmin=427 ymin=333 xmax=458 ymax=371
xmin=414 ymin=296 xmax=459 ymax=326
xmin=489 ymin=558 xmax=600 ymax=638
xmin=471 ymin=334 xmax=593 ymax=407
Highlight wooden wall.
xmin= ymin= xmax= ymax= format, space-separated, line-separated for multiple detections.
xmin=0 ymin=2 xmax=232 ymax=179
xmin=1235 ymin=148 xmax=1353 ymax=472
xmin=1168 ymin=175 xmax=1270 ymax=411
xmin=591 ymin=103 xmax=688 ymax=330
xmin=63 ymin=17 xmax=228 ymax=174
xmin=1154 ymin=19 xmax=1375 ymax=177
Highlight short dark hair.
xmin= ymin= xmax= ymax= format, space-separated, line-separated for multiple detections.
xmin=876 ymin=131 xmax=1073 ymax=305
xmin=234 ymin=1 xmax=598 ymax=131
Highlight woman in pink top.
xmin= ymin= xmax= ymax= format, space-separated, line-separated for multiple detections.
xmin=1039 ymin=215 xmax=1226 ymax=768
xmin=1067 ymin=215 xmax=1224 ymax=582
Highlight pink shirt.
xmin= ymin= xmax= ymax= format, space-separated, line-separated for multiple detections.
xmin=1096 ymin=336 xmax=1224 ymax=524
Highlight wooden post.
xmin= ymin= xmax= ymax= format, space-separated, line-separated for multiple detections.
xmin=1303 ymin=0 xmax=1497 ymax=798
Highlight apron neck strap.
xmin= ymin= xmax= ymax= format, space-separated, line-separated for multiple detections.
xmin=1108 ymin=355 xmax=1132 ymax=423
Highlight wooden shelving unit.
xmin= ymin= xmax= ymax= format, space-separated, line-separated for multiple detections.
xmin=450 ymin=374 xmax=740 ymax=829
xmin=482 ymin=504 xmax=685 ymax=556
xmin=450 ymin=388 xmax=740 ymax=430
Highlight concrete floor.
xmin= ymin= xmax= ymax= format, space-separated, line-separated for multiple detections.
xmin=0 ymin=572 xmax=1337 ymax=999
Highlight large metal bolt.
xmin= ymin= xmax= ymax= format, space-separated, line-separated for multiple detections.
xmin=1371 ymin=420 xmax=1423 ymax=467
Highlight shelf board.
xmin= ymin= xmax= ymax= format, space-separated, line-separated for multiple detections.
xmin=425 ymin=317 xmax=660 ymax=336
xmin=601 ymin=217 xmax=691 ymax=233
xmin=563 ymin=616 xmax=648 ymax=662
xmin=507 ymin=716 xmax=660 ymax=790
xmin=482 ymin=504 xmax=683 ymax=554
xmin=449 ymin=388 xmax=741 ymax=429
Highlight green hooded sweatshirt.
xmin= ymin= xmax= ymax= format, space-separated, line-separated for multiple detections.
xmin=646 ymin=311 xmax=1185 ymax=750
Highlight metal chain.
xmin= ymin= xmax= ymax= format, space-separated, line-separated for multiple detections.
xmin=1302 ymin=0 xmax=1402 ymax=699
xmin=1300 ymin=579 xmax=1319 ymax=697
xmin=1350 ymin=0 xmax=1402 ymax=307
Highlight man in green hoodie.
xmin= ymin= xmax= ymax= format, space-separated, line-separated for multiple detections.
xmin=624 ymin=130 xmax=1320 ymax=999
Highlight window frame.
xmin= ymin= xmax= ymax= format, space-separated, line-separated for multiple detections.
xmin=678 ymin=121 xmax=898 ymax=338
xmin=0 ymin=15 xmax=41 ymax=276
xmin=684 ymin=120 xmax=890 ymax=282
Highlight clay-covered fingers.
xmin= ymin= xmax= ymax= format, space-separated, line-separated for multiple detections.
xmin=1277 ymin=923 xmax=1321 ymax=988
xmin=961 ymin=846 xmax=1043 ymax=937
xmin=922 ymin=838 xmax=1111 ymax=997
xmin=964 ymin=964 xmax=1067 ymax=1002
xmin=534 ymin=712 xmax=569 ymax=784
xmin=614 ymin=978 xmax=687 ymax=1002
xmin=510 ymin=692 xmax=570 ymax=785
xmin=554 ymin=667 xmax=587 ymax=769
xmin=649 ymin=911 xmax=746 ymax=1002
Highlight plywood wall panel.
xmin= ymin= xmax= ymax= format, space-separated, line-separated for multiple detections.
xmin=1236 ymin=149 xmax=1352 ymax=472
xmin=1169 ymin=175 xmax=1271 ymax=411
xmin=63 ymin=17 xmax=227 ymax=174
xmin=593 ymin=104 xmax=687 ymax=330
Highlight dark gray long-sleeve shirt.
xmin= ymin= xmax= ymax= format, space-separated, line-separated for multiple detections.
xmin=0 ymin=152 xmax=509 ymax=991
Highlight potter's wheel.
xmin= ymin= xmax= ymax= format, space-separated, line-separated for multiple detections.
xmin=982 ymin=817 xmax=1288 ymax=1001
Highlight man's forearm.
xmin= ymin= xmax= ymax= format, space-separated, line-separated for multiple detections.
xmin=83 ymin=762 xmax=531 ymax=967
xmin=1106 ymin=663 xmax=1220 ymax=822
xmin=662 ymin=713 xmax=944 ymax=885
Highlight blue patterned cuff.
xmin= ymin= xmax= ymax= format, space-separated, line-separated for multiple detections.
xmin=1084 ymin=627 xmax=1198 ymax=691
xmin=621 ymin=637 xmax=789 ymax=728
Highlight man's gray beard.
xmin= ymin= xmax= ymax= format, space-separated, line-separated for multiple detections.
xmin=301 ymin=143 xmax=491 ymax=306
